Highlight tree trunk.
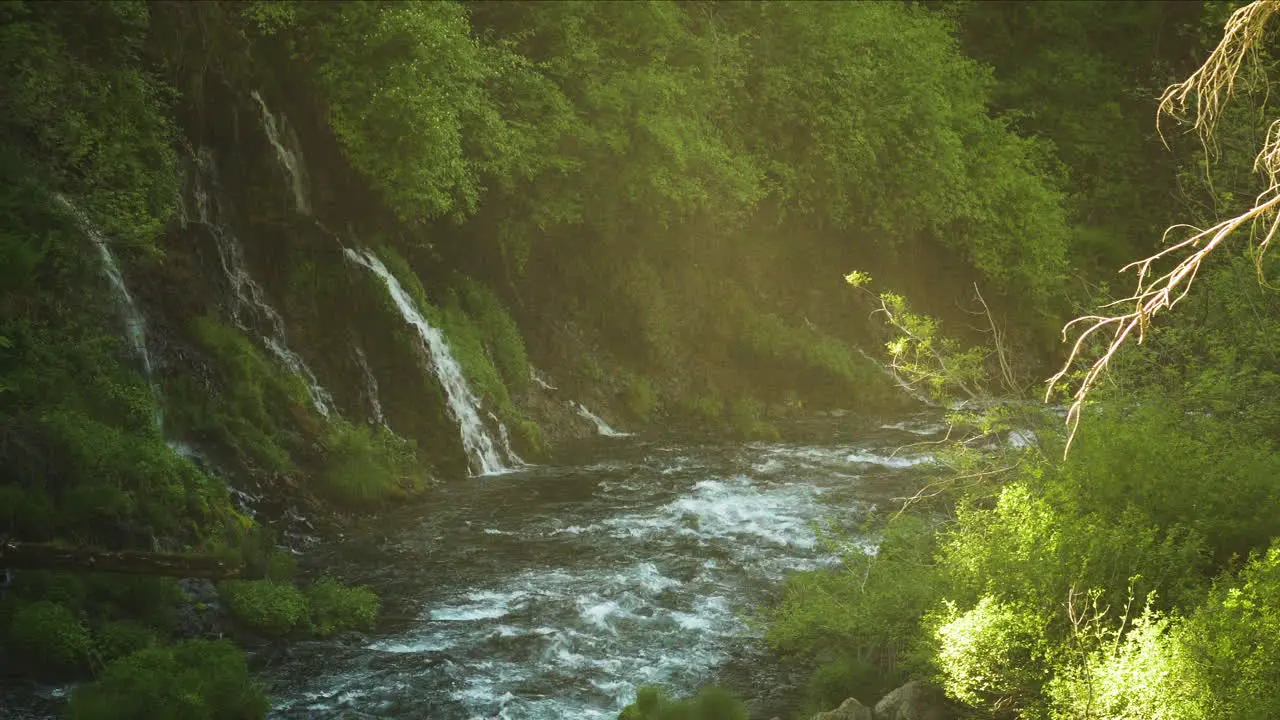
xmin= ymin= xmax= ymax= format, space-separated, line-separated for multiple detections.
xmin=0 ymin=540 xmax=245 ymax=579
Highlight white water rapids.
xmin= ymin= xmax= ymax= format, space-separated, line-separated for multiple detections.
xmin=263 ymin=415 xmax=945 ymax=719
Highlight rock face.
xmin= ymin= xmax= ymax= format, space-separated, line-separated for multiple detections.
xmin=812 ymin=697 xmax=873 ymax=720
xmin=874 ymin=680 xmax=954 ymax=720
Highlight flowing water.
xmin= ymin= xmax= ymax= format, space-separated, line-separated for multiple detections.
xmin=356 ymin=345 xmax=388 ymax=427
xmin=250 ymin=90 xmax=311 ymax=215
xmin=182 ymin=151 xmax=336 ymax=418
xmin=573 ymin=402 xmax=632 ymax=438
xmin=53 ymin=194 xmax=163 ymax=428
xmin=263 ymin=414 xmax=944 ymax=720
xmin=344 ymin=247 xmax=519 ymax=475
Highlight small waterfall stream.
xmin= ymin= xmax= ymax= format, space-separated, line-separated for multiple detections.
xmin=182 ymin=151 xmax=335 ymax=418
xmin=250 ymin=90 xmax=311 ymax=215
xmin=573 ymin=401 xmax=631 ymax=437
xmin=54 ymin=194 xmax=163 ymax=429
xmin=354 ymin=345 xmax=387 ymax=427
xmin=343 ymin=247 xmax=518 ymax=475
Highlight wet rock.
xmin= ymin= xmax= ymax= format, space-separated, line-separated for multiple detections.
xmin=874 ymin=680 xmax=954 ymax=720
xmin=175 ymin=578 xmax=228 ymax=638
xmin=812 ymin=696 xmax=872 ymax=720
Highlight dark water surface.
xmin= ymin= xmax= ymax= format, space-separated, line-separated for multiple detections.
xmin=263 ymin=414 xmax=945 ymax=719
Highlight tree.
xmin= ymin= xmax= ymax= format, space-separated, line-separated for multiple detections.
xmin=1049 ymin=0 xmax=1280 ymax=451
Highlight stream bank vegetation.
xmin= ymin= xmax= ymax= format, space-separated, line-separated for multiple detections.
xmin=2 ymin=0 xmax=1277 ymax=718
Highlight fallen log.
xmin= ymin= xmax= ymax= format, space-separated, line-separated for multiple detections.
xmin=0 ymin=539 xmax=246 ymax=579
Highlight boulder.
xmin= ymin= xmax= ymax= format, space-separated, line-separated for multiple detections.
xmin=812 ymin=697 xmax=872 ymax=720
xmin=873 ymin=680 xmax=953 ymax=720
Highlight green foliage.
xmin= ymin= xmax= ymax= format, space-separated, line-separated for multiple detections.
xmin=94 ymin=620 xmax=159 ymax=664
xmin=218 ymin=579 xmax=308 ymax=637
xmin=0 ymin=1 xmax=177 ymax=247
xmin=296 ymin=2 xmax=532 ymax=221
xmin=618 ymin=686 xmax=748 ymax=720
xmin=320 ymin=420 xmax=426 ymax=506
xmin=66 ymin=639 xmax=268 ymax=720
xmin=931 ymin=596 xmax=1052 ymax=716
xmin=454 ymin=276 xmax=530 ymax=394
xmin=768 ymin=516 xmax=939 ymax=705
xmin=726 ymin=396 xmax=778 ymax=441
xmin=1178 ymin=541 xmax=1280 ymax=718
xmin=7 ymin=600 xmax=91 ymax=675
xmin=622 ymin=373 xmax=658 ymax=422
xmin=170 ymin=315 xmax=314 ymax=473
xmin=306 ymin=577 xmax=380 ymax=637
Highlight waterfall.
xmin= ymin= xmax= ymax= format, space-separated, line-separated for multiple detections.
xmin=572 ymin=401 xmax=631 ymax=438
xmin=183 ymin=151 xmax=335 ymax=418
xmin=489 ymin=411 xmax=526 ymax=466
xmin=54 ymin=194 xmax=163 ymax=428
xmin=531 ymin=367 xmax=558 ymax=391
xmin=354 ymin=345 xmax=387 ymax=427
xmin=249 ymin=90 xmax=311 ymax=215
xmin=343 ymin=247 xmax=516 ymax=475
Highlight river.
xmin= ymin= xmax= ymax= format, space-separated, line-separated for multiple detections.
xmin=262 ymin=412 xmax=945 ymax=719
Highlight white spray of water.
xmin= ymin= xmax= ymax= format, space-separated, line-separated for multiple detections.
xmin=573 ymin=401 xmax=631 ymax=437
xmin=344 ymin=247 xmax=518 ymax=475
xmin=249 ymin=90 xmax=310 ymax=215
xmin=184 ymin=151 xmax=334 ymax=417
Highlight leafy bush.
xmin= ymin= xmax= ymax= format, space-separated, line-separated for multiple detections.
xmin=622 ymin=373 xmax=658 ymax=422
xmin=618 ymin=686 xmax=747 ymax=720
xmin=768 ymin=516 xmax=939 ymax=705
xmin=320 ymin=420 xmax=425 ymax=506
xmin=727 ymin=395 xmax=778 ymax=441
xmin=1177 ymin=541 xmax=1280 ymax=718
xmin=307 ymin=577 xmax=380 ymax=637
xmin=218 ymin=579 xmax=307 ymax=636
xmin=930 ymin=596 xmax=1052 ymax=717
xmin=66 ymin=639 xmax=268 ymax=720
xmin=6 ymin=600 xmax=92 ymax=675
xmin=94 ymin=620 xmax=159 ymax=664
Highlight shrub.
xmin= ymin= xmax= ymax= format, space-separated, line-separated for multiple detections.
xmin=66 ymin=639 xmax=268 ymax=720
xmin=622 ymin=373 xmax=657 ymax=421
xmin=320 ymin=420 xmax=425 ymax=506
xmin=727 ymin=395 xmax=778 ymax=441
xmin=94 ymin=620 xmax=158 ymax=664
xmin=218 ymin=579 xmax=308 ymax=636
xmin=307 ymin=577 xmax=380 ymax=637
xmin=1176 ymin=541 xmax=1280 ymax=718
xmin=618 ymin=686 xmax=747 ymax=720
xmin=930 ymin=596 xmax=1052 ymax=717
xmin=7 ymin=600 xmax=92 ymax=675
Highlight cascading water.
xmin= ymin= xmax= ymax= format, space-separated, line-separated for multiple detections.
xmin=182 ymin=151 xmax=335 ymax=418
xmin=250 ymin=90 xmax=311 ymax=215
xmin=489 ymin=411 xmax=526 ymax=466
xmin=54 ymin=194 xmax=163 ymax=429
xmin=354 ymin=345 xmax=387 ymax=427
xmin=573 ymin=401 xmax=631 ymax=438
xmin=343 ymin=247 xmax=517 ymax=475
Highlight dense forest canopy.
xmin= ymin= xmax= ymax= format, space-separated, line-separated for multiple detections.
xmin=2 ymin=1 xmax=1280 ymax=718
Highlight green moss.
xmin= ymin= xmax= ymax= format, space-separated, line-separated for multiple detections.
xmin=66 ymin=639 xmax=268 ymax=720
xmin=306 ymin=577 xmax=380 ymax=637
xmin=7 ymin=600 xmax=92 ymax=675
xmin=677 ymin=391 xmax=724 ymax=424
xmin=319 ymin=420 xmax=427 ymax=506
xmin=217 ymin=580 xmax=308 ymax=637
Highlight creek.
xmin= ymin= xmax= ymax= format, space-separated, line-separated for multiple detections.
xmin=262 ymin=413 xmax=944 ymax=719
